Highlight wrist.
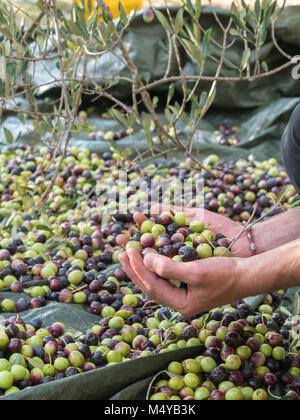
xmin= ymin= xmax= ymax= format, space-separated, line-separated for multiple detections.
xmin=249 ymin=209 xmax=300 ymax=254
xmin=235 ymin=257 xmax=258 ymax=297
xmin=238 ymin=239 xmax=300 ymax=297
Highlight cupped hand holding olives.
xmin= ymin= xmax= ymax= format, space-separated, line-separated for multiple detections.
xmin=120 ymin=246 xmax=246 ymax=317
xmin=118 ymin=205 xmax=251 ymax=316
xmin=119 ymin=205 xmax=300 ymax=317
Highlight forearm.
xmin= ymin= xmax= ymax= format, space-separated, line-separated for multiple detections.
xmin=239 ymin=238 xmax=300 ymax=296
xmin=253 ymin=208 xmax=300 ymax=254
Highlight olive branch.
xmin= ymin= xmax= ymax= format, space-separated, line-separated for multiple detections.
xmin=0 ymin=0 xmax=295 ymax=206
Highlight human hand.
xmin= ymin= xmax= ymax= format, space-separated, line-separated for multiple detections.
xmin=119 ymin=247 xmax=249 ymax=317
xmin=117 ymin=205 xmax=253 ymax=316
xmin=120 ymin=237 xmax=300 ymax=316
xmin=118 ymin=206 xmax=300 ymax=316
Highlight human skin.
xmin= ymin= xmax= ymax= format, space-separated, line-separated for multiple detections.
xmin=118 ymin=205 xmax=300 ymax=317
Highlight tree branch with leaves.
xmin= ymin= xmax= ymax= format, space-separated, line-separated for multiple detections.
xmin=0 ymin=0 xmax=295 ymax=207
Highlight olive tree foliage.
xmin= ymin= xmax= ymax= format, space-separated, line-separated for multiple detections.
xmin=0 ymin=0 xmax=295 ymax=204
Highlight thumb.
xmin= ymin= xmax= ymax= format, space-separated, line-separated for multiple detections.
xmin=144 ymin=254 xmax=197 ymax=285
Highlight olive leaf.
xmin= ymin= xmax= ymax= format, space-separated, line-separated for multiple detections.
xmin=39 ymin=214 xmax=51 ymax=227
xmin=23 ymin=288 xmax=32 ymax=295
xmin=194 ymin=0 xmax=202 ymax=19
xmin=11 ymin=225 xmax=18 ymax=239
xmin=199 ymin=91 xmax=208 ymax=111
xmin=230 ymin=13 xmax=248 ymax=33
xmin=169 ymin=312 xmax=181 ymax=323
xmin=145 ymin=130 xmax=153 ymax=149
xmin=254 ymin=0 xmax=261 ymax=20
xmin=164 ymin=108 xmax=173 ymax=125
xmin=193 ymin=22 xmax=201 ymax=44
xmin=40 ymin=253 xmax=50 ymax=263
xmin=12 ymin=354 xmax=22 ymax=366
xmin=101 ymin=8 xmax=109 ymax=24
xmin=274 ymin=184 xmax=293 ymax=206
xmin=118 ymin=2 xmax=128 ymax=26
xmin=223 ymin=57 xmax=239 ymax=71
xmin=181 ymin=39 xmax=202 ymax=66
xmin=159 ymin=337 xmax=181 ymax=351
xmin=174 ymin=8 xmax=184 ymax=35
xmin=277 ymin=306 xmax=292 ymax=317
xmin=3 ymin=127 xmax=13 ymax=144
xmin=74 ymin=330 xmax=84 ymax=339
xmin=36 ymin=225 xmax=53 ymax=233
xmin=122 ymin=148 xmax=132 ymax=159
xmin=290 ymin=194 xmax=300 ymax=208
xmin=200 ymin=313 xmax=210 ymax=328
xmin=292 ymin=292 xmax=300 ymax=317
xmin=144 ymin=72 xmax=151 ymax=85
xmin=66 ymin=20 xmax=84 ymax=37
xmin=241 ymin=48 xmax=251 ymax=71
xmin=58 ymin=199 xmax=77 ymax=209
xmin=152 ymin=96 xmax=159 ymax=108
xmin=267 ymin=184 xmax=292 ymax=208
xmin=98 ymin=21 xmax=108 ymax=43
xmin=154 ymin=10 xmax=171 ymax=33
xmin=158 ymin=40 xmax=169 ymax=53
xmin=165 ymin=371 xmax=184 ymax=379
xmin=245 ymin=11 xmax=258 ymax=30
xmin=5 ymin=213 xmax=16 ymax=228
xmin=205 ymin=85 xmax=217 ymax=112
xmin=262 ymin=60 xmax=269 ymax=73
xmin=0 ymin=25 xmax=12 ymax=39
xmin=109 ymin=108 xmax=128 ymax=128
xmin=128 ymin=112 xmax=137 ymax=128
xmin=230 ymin=28 xmax=241 ymax=37
xmin=45 ymin=237 xmax=66 ymax=251
xmin=24 ymin=357 xmax=44 ymax=370
xmin=289 ymin=336 xmax=299 ymax=352
xmin=243 ymin=326 xmax=257 ymax=334
xmin=184 ymin=23 xmax=197 ymax=45
xmin=202 ymin=29 xmax=212 ymax=62
xmin=36 ymin=0 xmax=46 ymax=13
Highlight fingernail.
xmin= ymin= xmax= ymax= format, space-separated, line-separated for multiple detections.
xmin=144 ymin=254 xmax=155 ymax=271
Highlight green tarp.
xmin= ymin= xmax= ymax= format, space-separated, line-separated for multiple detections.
xmin=0 ymin=267 xmax=266 ymax=400
xmin=2 ymin=6 xmax=300 ymax=161
xmin=1 ymin=346 xmax=205 ymax=400
xmin=0 ymin=295 xmax=267 ymax=401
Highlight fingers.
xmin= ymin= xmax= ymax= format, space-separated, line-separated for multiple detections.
xmin=118 ymin=252 xmax=144 ymax=291
xmin=133 ymin=213 xmax=148 ymax=228
xmin=119 ymin=250 xmax=162 ymax=300
xmin=143 ymin=254 xmax=198 ymax=285
xmin=127 ymin=248 xmax=187 ymax=310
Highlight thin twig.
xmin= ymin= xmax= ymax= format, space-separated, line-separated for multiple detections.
xmin=271 ymin=19 xmax=293 ymax=60
xmin=138 ymin=60 xmax=295 ymax=93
